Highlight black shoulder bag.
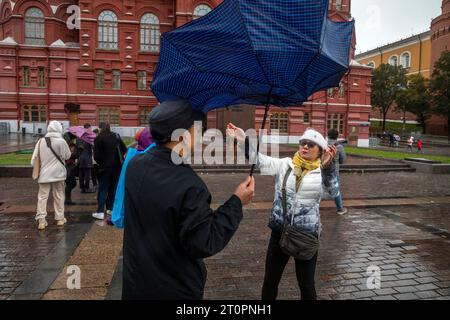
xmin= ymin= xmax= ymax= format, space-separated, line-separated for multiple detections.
xmin=279 ymin=167 xmax=319 ymax=261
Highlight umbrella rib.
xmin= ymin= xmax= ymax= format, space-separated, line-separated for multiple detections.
xmin=236 ymin=0 xmax=271 ymax=91
xmin=291 ymin=11 xmax=330 ymax=93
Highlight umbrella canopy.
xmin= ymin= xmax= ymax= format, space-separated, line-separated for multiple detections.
xmin=67 ymin=126 xmax=96 ymax=145
xmin=151 ymin=0 xmax=355 ymax=113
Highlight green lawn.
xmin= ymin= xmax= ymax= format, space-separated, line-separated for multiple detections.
xmin=345 ymin=146 xmax=450 ymax=164
xmin=0 ymin=152 xmax=32 ymax=165
xmin=0 ymin=136 xmax=134 ymax=166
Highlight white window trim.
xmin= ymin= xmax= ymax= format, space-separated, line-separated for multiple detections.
xmin=388 ymin=55 xmax=399 ymax=66
xmin=367 ymin=61 xmax=376 ymax=68
xmin=400 ymin=51 xmax=411 ymax=68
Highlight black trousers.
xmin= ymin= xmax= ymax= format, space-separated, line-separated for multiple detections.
xmin=262 ymin=231 xmax=318 ymax=300
xmin=79 ymin=167 xmax=92 ymax=191
xmin=65 ymin=165 xmax=77 ymax=200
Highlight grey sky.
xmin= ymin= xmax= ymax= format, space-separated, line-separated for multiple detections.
xmin=352 ymin=0 xmax=442 ymax=54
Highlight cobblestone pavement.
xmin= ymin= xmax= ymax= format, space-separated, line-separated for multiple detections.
xmin=204 ymin=204 xmax=450 ymax=300
xmin=1 ymin=168 xmax=450 ymax=300
xmin=201 ymin=171 xmax=450 ymax=203
xmin=0 ymin=212 xmax=92 ymax=299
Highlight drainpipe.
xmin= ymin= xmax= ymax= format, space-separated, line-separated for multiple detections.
xmin=346 ymin=72 xmax=350 ymax=141
xmin=379 ymin=48 xmax=383 ymax=64
xmin=46 ymin=45 xmax=50 ymax=125
xmin=418 ymin=34 xmax=423 ymax=75
xmin=15 ymin=44 xmax=20 ymax=132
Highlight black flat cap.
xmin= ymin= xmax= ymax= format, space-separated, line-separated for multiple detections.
xmin=149 ymin=99 xmax=204 ymax=144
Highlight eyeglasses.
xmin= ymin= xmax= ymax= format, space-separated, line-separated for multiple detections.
xmin=299 ymin=140 xmax=317 ymax=149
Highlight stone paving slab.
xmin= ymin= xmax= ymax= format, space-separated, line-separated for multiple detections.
xmin=42 ymin=222 xmax=123 ymax=300
xmin=1 ymin=213 xmax=92 ymax=300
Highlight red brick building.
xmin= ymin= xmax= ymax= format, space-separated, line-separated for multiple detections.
xmin=0 ymin=0 xmax=372 ymax=146
xmin=429 ymin=0 xmax=450 ymax=135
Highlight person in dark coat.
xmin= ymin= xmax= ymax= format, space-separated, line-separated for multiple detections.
xmin=78 ymin=123 xmax=94 ymax=193
xmin=92 ymin=122 xmax=127 ymax=220
xmin=63 ymin=132 xmax=79 ymax=205
xmin=122 ymin=99 xmax=255 ymax=300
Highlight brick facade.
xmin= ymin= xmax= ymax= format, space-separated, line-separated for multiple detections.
xmin=0 ymin=0 xmax=372 ymax=146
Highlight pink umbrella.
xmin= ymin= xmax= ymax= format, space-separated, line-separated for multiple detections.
xmin=68 ymin=126 xmax=96 ymax=145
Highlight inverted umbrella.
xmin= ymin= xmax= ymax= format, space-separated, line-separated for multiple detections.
xmin=68 ymin=126 xmax=96 ymax=145
xmin=151 ymin=0 xmax=354 ymax=174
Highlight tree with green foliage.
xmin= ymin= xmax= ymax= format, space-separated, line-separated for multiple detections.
xmin=371 ymin=63 xmax=408 ymax=131
xmin=429 ymin=51 xmax=450 ymax=140
xmin=399 ymin=74 xmax=432 ymax=134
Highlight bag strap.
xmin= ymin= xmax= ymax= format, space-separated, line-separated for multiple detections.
xmin=115 ymin=133 xmax=124 ymax=165
xmin=45 ymin=137 xmax=65 ymax=167
xmin=281 ymin=167 xmax=293 ymax=225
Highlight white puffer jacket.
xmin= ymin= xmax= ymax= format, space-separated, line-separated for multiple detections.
xmin=31 ymin=121 xmax=71 ymax=184
xmin=256 ymin=152 xmax=329 ymax=237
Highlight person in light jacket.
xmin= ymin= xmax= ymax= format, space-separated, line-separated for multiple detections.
xmin=227 ymin=123 xmax=336 ymax=300
xmin=31 ymin=121 xmax=71 ymax=230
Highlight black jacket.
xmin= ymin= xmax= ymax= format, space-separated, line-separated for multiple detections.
xmin=122 ymin=146 xmax=243 ymax=300
xmin=93 ymin=132 xmax=126 ymax=170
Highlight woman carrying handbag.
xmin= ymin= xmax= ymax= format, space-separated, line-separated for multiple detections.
xmin=227 ymin=123 xmax=336 ymax=300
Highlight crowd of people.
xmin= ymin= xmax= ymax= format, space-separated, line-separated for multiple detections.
xmin=378 ymin=131 xmax=424 ymax=152
xmin=30 ymin=121 xmax=153 ymax=230
xmin=30 ymin=102 xmax=350 ymax=300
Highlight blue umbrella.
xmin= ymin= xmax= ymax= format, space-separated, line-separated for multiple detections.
xmin=151 ymin=0 xmax=354 ymax=174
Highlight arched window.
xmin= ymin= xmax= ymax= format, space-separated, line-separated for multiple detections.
xmin=367 ymin=61 xmax=375 ymax=68
xmin=98 ymin=10 xmax=118 ymax=50
xmin=24 ymin=8 xmax=45 ymax=45
xmin=3 ymin=8 xmax=11 ymax=19
xmin=400 ymin=52 xmax=411 ymax=68
xmin=389 ymin=56 xmax=398 ymax=67
xmin=193 ymin=4 xmax=212 ymax=19
xmin=140 ymin=13 xmax=160 ymax=52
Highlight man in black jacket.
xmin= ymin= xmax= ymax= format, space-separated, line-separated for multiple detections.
xmin=122 ymin=100 xmax=255 ymax=300
xmin=93 ymin=122 xmax=127 ymax=220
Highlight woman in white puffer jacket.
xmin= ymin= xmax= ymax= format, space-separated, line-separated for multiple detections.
xmin=31 ymin=121 xmax=71 ymax=230
xmin=227 ymin=123 xmax=336 ymax=301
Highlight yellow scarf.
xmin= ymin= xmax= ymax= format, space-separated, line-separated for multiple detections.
xmin=292 ymin=152 xmax=321 ymax=192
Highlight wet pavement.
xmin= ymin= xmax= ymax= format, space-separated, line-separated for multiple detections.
xmin=202 ymin=203 xmax=450 ymax=300
xmin=0 ymin=167 xmax=449 ymax=300
xmin=0 ymin=212 xmax=92 ymax=299
xmin=0 ymin=134 xmax=38 ymax=154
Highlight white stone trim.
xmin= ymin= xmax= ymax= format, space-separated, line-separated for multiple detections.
xmin=357 ymin=139 xmax=370 ymax=148
xmin=0 ymin=91 xmax=156 ymax=99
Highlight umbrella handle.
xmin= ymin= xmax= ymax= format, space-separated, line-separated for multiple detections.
xmin=249 ymin=93 xmax=272 ymax=177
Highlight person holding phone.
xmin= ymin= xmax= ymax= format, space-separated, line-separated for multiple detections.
xmin=227 ymin=123 xmax=336 ymax=300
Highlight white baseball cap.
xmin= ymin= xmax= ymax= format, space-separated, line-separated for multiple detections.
xmin=299 ymin=129 xmax=328 ymax=150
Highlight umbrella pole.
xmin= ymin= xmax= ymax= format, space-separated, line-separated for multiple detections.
xmin=249 ymin=97 xmax=271 ymax=177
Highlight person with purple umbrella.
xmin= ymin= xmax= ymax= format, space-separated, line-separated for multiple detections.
xmin=77 ymin=123 xmax=95 ymax=193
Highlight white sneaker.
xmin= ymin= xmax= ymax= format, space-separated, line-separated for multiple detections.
xmin=38 ymin=219 xmax=48 ymax=230
xmin=57 ymin=218 xmax=67 ymax=227
xmin=92 ymin=212 xmax=104 ymax=220
xmin=337 ymin=208 xmax=348 ymax=215
xmin=106 ymin=210 xmax=112 ymax=216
